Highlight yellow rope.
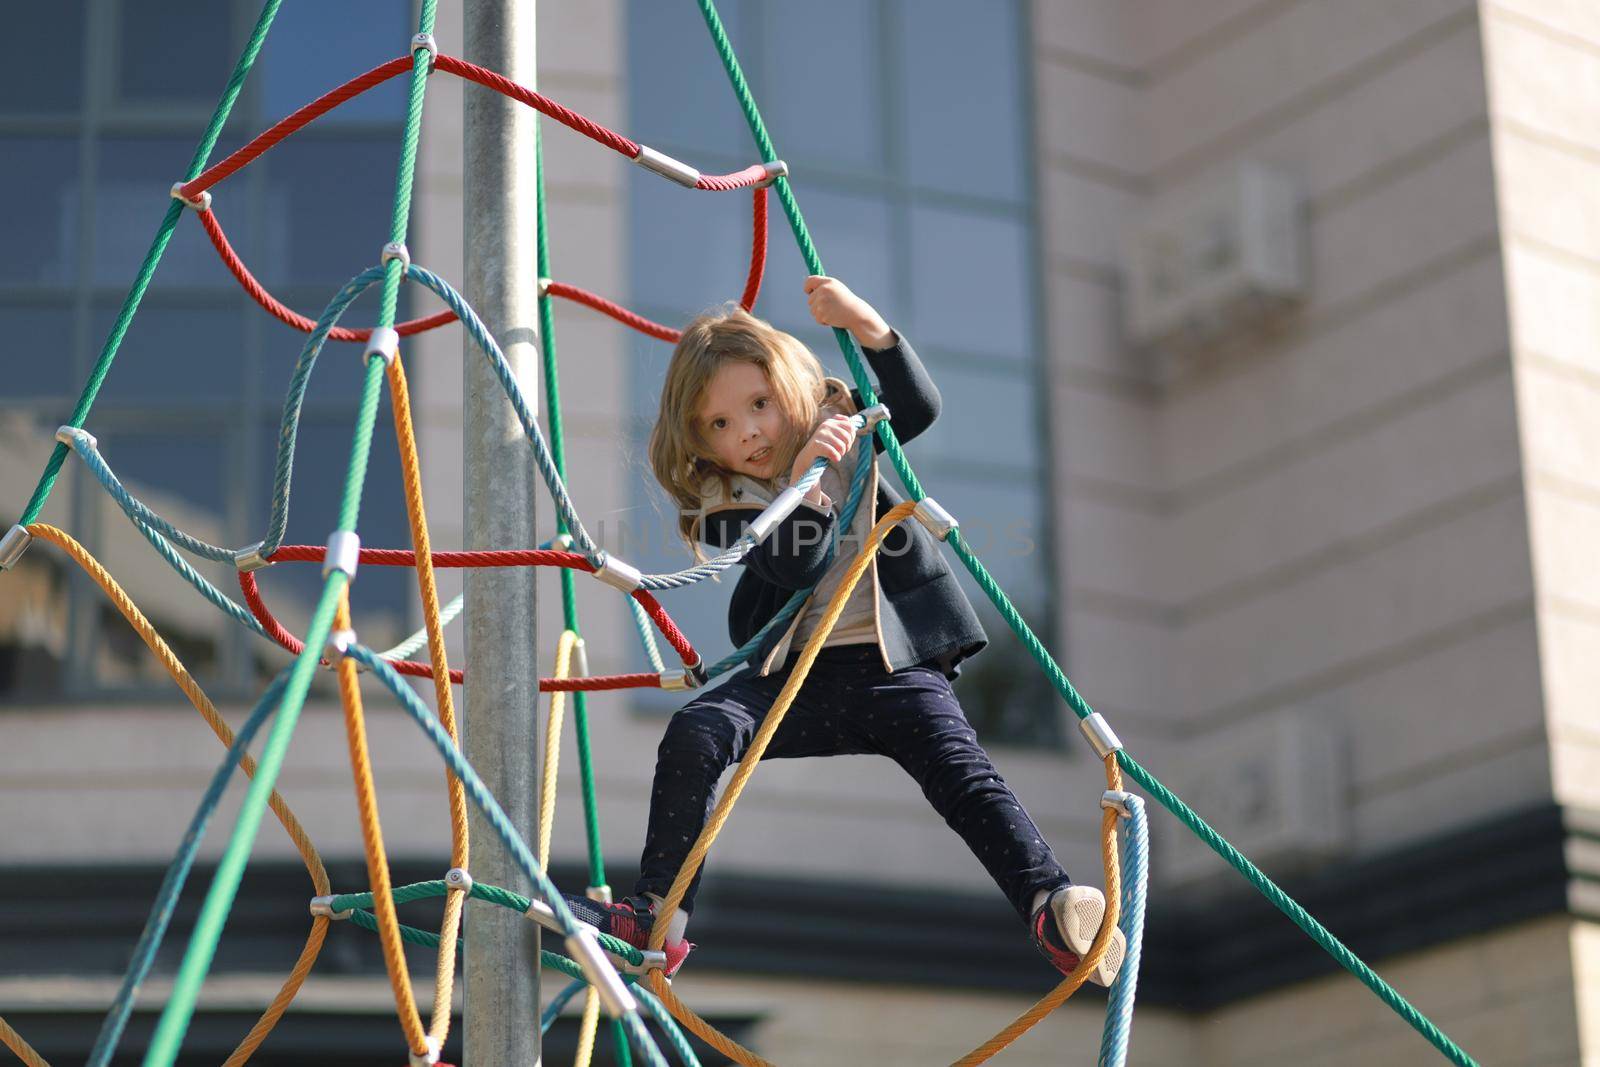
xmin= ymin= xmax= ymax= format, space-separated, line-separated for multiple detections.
xmin=21 ymin=524 xmax=333 ymax=1066
xmin=538 ymin=631 xmax=579 ymax=869
xmin=386 ymin=354 xmax=470 ymax=1049
xmin=333 ymin=590 xmax=429 ymax=1057
xmin=644 ymin=502 xmax=917 ymax=1067
xmin=0 ymin=1015 xmax=48 ymax=1067
xmin=949 ymin=755 xmax=1124 ymax=1066
xmin=574 ymin=988 xmax=602 ymax=1067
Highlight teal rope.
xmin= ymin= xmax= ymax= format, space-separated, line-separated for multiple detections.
xmin=1099 ymin=796 xmax=1148 ymax=1067
xmin=693 ymin=2 xmax=1475 ymax=1063
xmin=19 ymin=0 xmax=285 ymax=529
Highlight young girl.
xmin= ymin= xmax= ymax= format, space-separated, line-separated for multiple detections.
xmin=568 ymin=277 xmax=1125 ymax=984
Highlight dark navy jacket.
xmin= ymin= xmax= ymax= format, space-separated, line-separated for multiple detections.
xmin=690 ymin=334 xmax=988 ymax=678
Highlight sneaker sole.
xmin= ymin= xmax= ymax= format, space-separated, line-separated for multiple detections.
xmin=1053 ymin=885 xmax=1127 ymax=988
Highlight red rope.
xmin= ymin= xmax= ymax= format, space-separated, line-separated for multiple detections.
xmin=181 ymin=53 xmax=769 ymax=201
xmin=433 ymin=55 xmax=640 ymax=159
xmin=181 ymin=57 xmax=413 ymax=199
xmin=253 ymin=545 xmax=700 ymax=667
xmin=741 ymin=187 xmax=768 ymax=311
xmin=547 ymin=283 xmax=681 ymax=342
xmin=694 ymin=164 xmax=776 ymax=192
xmin=239 ymin=570 xmax=669 ymax=691
xmin=199 ymin=206 xmax=458 ymax=342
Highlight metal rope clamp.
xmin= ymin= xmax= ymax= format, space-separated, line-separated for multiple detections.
xmin=912 ymin=497 xmax=958 ymax=542
xmin=571 ymin=637 xmax=589 ymax=680
xmin=410 ymin=32 xmax=437 ymax=72
xmin=309 ymin=894 xmax=354 ymax=920
xmin=364 ymin=326 xmax=399 ymax=369
xmin=323 ymin=627 xmax=360 ymax=672
xmin=55 ymin=425 xmax=96 ymax=451
xmin=169 ymin=182 xmax=211 ymax=213
xmin=323 ymin=531 xmax=360 ymax=580
xmin=756 ymin=160 xmax=789 ymax=187
xmin=234 ymin=541 xmax=273 ymax=572
xmin=407 ymin=1036 xmax=442 ymax=1067
xmin=856 ymin=403 xmax=891 ymax=437
xmin=0 ymin=525 xmax=32 ymax=572
xmin=565 ymin=925 xmax=639 ymax=1018
xmin=633 ymin=145 xmax=701 ymax=188
xmin=444 ymin=867 xmax=473 ymax=894
xmin=1101 ymin=790 xmax=1135 ymax=819
xmin=591 ymin=551 xmax=643 ymax=593
xmin=585 ymin=884 xmax=612 ymax=903
xmin=381 ymin=240 xmax=410 ymax=274
xmin=617 ymin=947 xmax=670 ymax=976
xmin=1079 ymin=712 xmax=1123 ymax=760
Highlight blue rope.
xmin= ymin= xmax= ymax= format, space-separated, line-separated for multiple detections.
xmin=57 ymin=429 xmax=235 ymax=563
xmin=86 ymin=670 xmax=293 ymax=1066
xmin=1099 ymin=794 xmax=1148 ymax=1067
xmin=344 ymin=641 xmax=669 ymax=1067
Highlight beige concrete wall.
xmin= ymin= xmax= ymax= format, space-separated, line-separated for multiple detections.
xmin=1033 ymin=0 xmax=1550 ymax=889
xmin=1481 ymin=0 xmax=1600 ymax=818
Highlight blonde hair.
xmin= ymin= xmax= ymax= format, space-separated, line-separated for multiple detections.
xmin=650 ymin=305 xmax=828 ymax=544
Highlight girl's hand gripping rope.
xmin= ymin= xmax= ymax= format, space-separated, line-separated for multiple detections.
xmin=803 ymin=275 xmax=894 ymax=350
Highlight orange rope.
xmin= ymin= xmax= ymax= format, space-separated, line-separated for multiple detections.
xmin=0 ymin=1015 xmax=48 ymax=1067
xmin=949 ymin=755 xmax=1124 ymax=1065
xmin=22 ymin=524 xmax=333 ymax=1066
xmin=644 ymin=503 xmax=918 ymax=1067
xmin=385 ymin=354 xmax=469 ymax=1048
xmin=333 ymin=589 xmax=429 ymax=1057
xmin=537 ymin=631 xmax=580 ymax=869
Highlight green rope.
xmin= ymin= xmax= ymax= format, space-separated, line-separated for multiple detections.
xmin=329 ymin=878 xmax=645 ymax=964
xmin=144 ymin=573 xmax=347 ymax=1064
xmin=142 ymin=3 xmax=442 ymax=1061
xmin=693 ymin=2 xmax=1474 ymax=1063
xmin=535 ymin=123 xmax=609 ymax=891
xmin=18 ymin=0 xmax=285 ymax=528
xmin=537 ymin=117 xmax=637 ymax=1067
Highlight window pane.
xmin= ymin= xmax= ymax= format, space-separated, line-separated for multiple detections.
xmin=765 ymin=2 xmax=883 ymax=177
xmin=936 ymin=475 xmax=1045 ymax=611
xmin=91 ymin=303 xmax=243 ymax=401
xmin=252 ymin=415 xmax=413 ymax=636
xmin=95 ymin=139 xmax=242 ymax=289
xmin=115 ymin=2 xmax=233 ymax=108
xmin=254 ymin=289 xmax=400 ymax=400
xmin=629 ymin=176 xmax=749 ymax=316
xmin=908 ymin=205 xmax=1029 ymax=359
xmin=763 ymin=187 xmax=896 ymax=337
xmin=0 ymin=305 xmax=77 ymax=397
xmin=628 ymin=0 xmax=757 ymax=157
xmin=257 ymin=138 xmax=404 ymax=288
xmin=1 ymin=3 xmax=85 ymax=115
xmin=0 ymin=139 xmax=79 ymax=285
xmin=85 ymin=424 xmax=232 ymax=690
xmin=897 ymin=0 xmax=1025 ymax=201
xmin=260 ymin=1 xmax=410 ymax=124
xmin=907 ymin=362 xmax=1039 ymax=468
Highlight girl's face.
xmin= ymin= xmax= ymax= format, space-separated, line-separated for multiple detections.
xmin=695 ymin=360 xmax=788 ymax=479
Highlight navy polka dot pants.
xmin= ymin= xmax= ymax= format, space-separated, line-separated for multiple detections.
xmin=635 ymin=644 xmax=1071 ymax=921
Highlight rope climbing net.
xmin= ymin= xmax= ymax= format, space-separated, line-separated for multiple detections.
xmin=0 ymin=2 xmax=1479 ymax=1065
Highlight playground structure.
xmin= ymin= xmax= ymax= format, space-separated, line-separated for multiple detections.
xmin=0 ymin=2 xmax=1489 ymax=1064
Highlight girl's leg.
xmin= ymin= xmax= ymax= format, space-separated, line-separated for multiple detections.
xmin=848 ymin=665 xmax=1070 ymax=923
xmin=633 ymin=663 xmax=859 ymax=914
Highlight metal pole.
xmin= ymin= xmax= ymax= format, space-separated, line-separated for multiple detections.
xmin=463 ymin=0 xmax=540 ymax=1063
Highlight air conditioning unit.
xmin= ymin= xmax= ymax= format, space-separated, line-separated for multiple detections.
xmin=1122 ymin=163 xmax=1306 ymax=372
xmin=1159 ymin=710 xmax=1345 ymax=887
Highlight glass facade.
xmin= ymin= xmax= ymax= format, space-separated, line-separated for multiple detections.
xmin=625 ymin=1 xmax=1062 ymax=745
xmin=0 ymin=0 xmax=417 ymax=701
